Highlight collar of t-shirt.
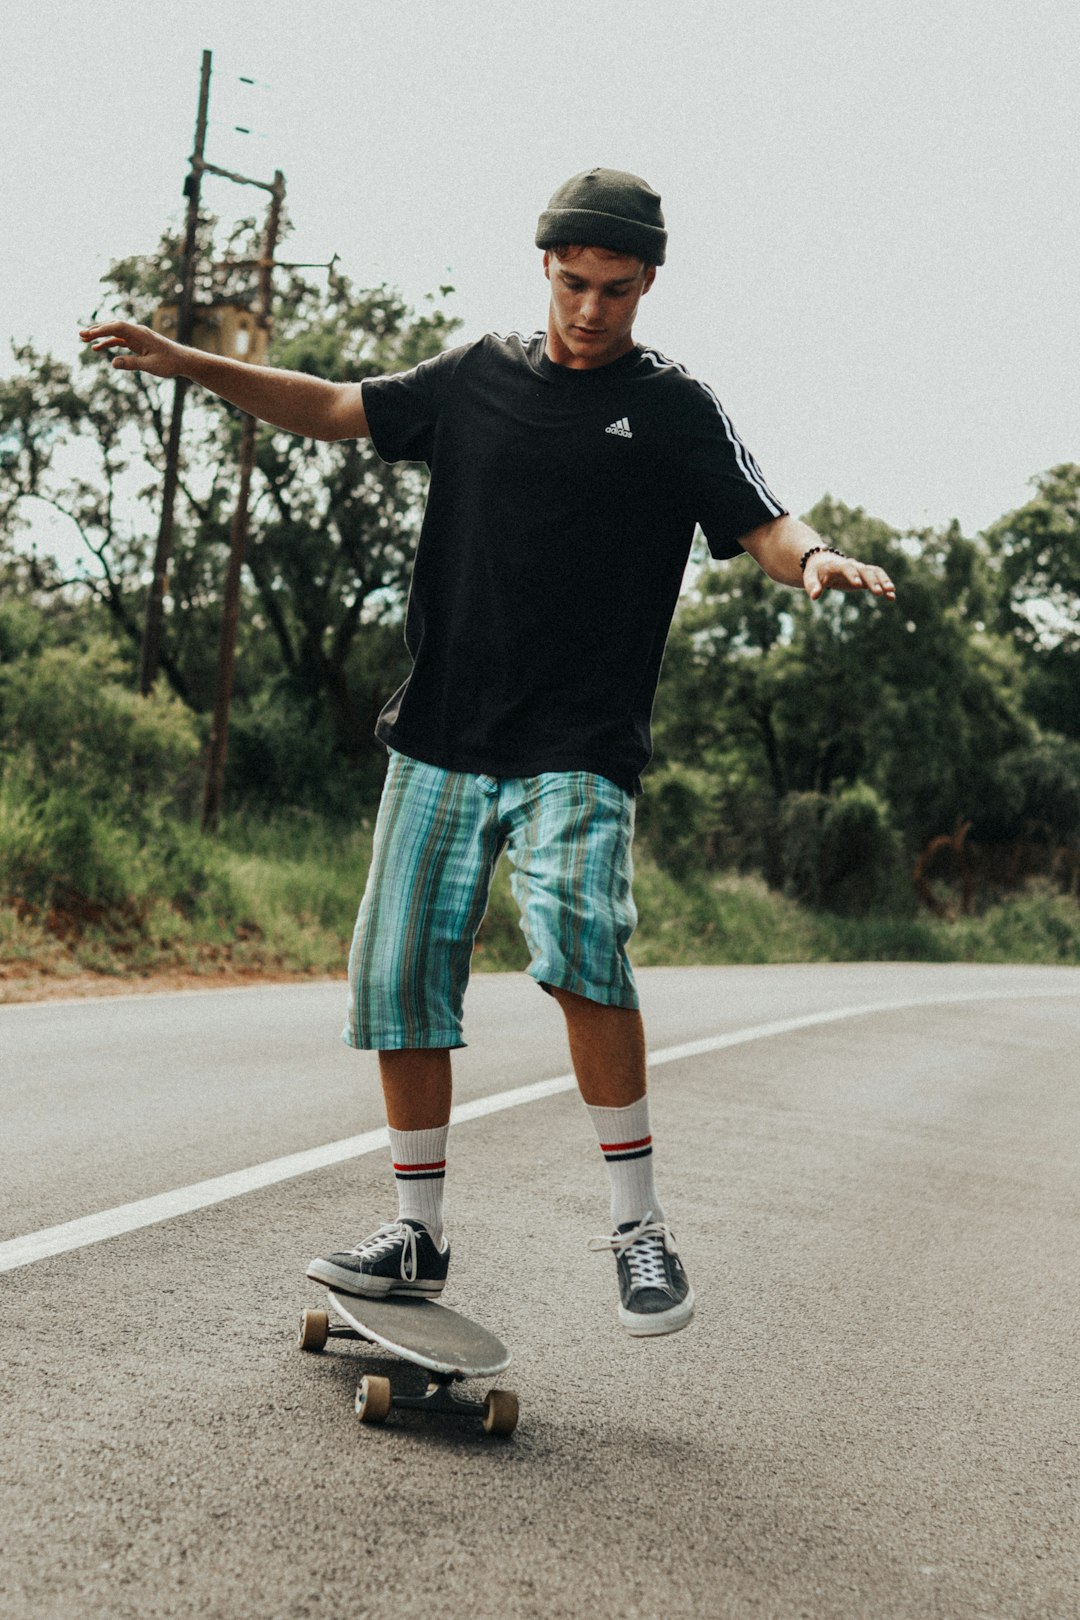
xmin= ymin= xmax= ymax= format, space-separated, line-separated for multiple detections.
xmin=535 ymin=343 xmax=643 ymax=386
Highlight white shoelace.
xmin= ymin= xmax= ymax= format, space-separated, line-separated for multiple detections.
xmin=347 ymin=1221 xmax=419 ymax=1282
xmin=587 ymin=1211 xmax=677 ymax=1293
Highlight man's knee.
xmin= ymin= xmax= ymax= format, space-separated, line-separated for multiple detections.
xmin=543 ymin=981 xmax=626 ymax=1014
xmin=542 ymin=980 xmax=583 ymax=1006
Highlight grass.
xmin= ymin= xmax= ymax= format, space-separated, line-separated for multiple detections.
xmin=3 ymin=809 xmax=1080 ymax=997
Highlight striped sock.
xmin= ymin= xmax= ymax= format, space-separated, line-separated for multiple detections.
xmin=387 ymin=1124 xmax=448 ymax=1245
xmin=584 ymin=1096 xmax=666 ymax=1229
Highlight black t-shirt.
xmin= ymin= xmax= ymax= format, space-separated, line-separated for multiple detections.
xmin=362 ymin=331 xmax=787 ymax=796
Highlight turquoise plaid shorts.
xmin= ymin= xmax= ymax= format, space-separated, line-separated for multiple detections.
xmin=343 ymin=748 xmax=640 ymax=1050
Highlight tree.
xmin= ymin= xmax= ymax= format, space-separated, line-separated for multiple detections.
xmin=984 ymin=463 xmax=1080 ymax=741
xmin=645 ymin=499 xmax=1034 ymax=881
xmin=0 ymin=212 xmax=460 ymax=808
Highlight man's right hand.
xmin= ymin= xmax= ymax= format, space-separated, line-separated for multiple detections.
xmin=77 ymin=317 xmax=369 ymax=441
xmin=79 ymin=320 xmax=184 ymax=379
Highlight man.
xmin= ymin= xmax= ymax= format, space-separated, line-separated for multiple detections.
xmin=81 ymin=167 xmax=894 ymax=1338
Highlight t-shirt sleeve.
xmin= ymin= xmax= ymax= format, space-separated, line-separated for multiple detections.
xmin=361 ymin=342 xmax=472 ymax=464
xmin=682 ymin=383 xmax=789 ymax=559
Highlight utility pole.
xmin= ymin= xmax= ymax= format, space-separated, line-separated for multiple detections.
xmin=201 ymin=171 xmax=286 ymax=835
xmin=139 ymin=49 xmax=212 ymax=697
xmin=138 ymin=58 xmax=331 ymax=829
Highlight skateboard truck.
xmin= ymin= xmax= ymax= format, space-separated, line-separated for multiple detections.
xmin=298 ymin=1299 xmax=519 ymax=1436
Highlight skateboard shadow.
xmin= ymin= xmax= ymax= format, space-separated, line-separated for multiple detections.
xmin=314 ymin=1346 xmax=428 ymax=1393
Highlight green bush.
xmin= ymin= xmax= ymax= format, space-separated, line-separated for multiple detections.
xmin=776 ymin=792 xmax=829 ymax=909
xmin=0 ymin=599 xmax=47 ymax=663
xmin=0 ymin=638 xmax=202 ymax=816
xmin=995 ymin=738 xmax=1080 ymax=842
xmin=0 ymin=777 xmax=239 ymax=926
xmin=226 ymin=687 xmax=347 ymax=814
xmin=632 ymin=762 xmax=708 ymax=878
xmin=947 ymin=880 xmax=1080 ymax=962
xmin=0 ymin=640 xmax=235 ymax=928
xmin=778 ymin=784 xmax=905 ymax=915
xmin=0 ymin=783 xmax=131 ymax=912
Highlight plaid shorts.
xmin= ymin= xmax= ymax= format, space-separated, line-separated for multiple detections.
xmin=343 ymin=748 xmax=640 ymax=1050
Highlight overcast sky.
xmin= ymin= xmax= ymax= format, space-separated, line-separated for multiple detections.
xmin=4 ymin=0 xmax=1077 ymax=560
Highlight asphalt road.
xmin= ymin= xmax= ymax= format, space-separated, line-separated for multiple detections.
xmin=2 ymin=963 xmax=1078 ymax=1620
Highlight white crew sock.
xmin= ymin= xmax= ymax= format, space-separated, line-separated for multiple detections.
xmin=584 ymin=1095 xmax=667 ymax=1229
xmin=386 ymin=1124 xmax=448 ymax=1245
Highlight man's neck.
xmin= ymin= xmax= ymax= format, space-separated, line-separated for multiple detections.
xmin=545 ymin=320 xmax=637 ymax=371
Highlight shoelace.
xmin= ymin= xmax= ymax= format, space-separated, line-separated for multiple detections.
xmin=587 ymin=1211 xmax=677 ymax=1293
xmin=347 ymin=1221 xmax=419 ymax=1282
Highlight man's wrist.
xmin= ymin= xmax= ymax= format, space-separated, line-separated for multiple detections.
xmin=800 ymin=544 xmax=847 ymax=574
xmin=178 ymin=345 xmax=235 ymax=386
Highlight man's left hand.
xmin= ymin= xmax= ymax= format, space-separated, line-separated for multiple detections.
xmin=803 ymin=551 xmax=896 ymax=602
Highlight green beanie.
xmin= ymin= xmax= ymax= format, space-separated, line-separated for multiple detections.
xmin=535 ymin=167 xmax=667 ymax=266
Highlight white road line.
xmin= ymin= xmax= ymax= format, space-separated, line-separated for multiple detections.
xmin=2 ymin=987 xmax=1076 ymax=1276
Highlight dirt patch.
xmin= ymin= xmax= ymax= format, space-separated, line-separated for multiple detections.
xmin=0 ymin=967 xmax=340 ymax=1006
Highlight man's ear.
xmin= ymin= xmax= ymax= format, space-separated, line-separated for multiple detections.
xmin=642 ymin=265 xmax=657 ymax=295
xmin=543 ymin=250 xmax=552 ymax=282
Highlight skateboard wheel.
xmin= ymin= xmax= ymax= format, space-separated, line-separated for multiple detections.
xmin=298 ymin=1309 xmax=329 ymax=1352
xmin=355 ymin=1375 xmax=392 ymax=1424
xmin=482 ymin=1388 xmax=519 ymax=1436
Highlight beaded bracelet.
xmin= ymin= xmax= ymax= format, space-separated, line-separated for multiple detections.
xmin=799 ymin=544 xmax=847 ymax=573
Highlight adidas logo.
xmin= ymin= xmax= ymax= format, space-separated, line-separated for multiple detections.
xmin=605 ymin=417 xmax=633 ymax=438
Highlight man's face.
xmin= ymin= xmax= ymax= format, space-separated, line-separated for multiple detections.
xmin=543 ymin=246 xmax=656 ymax=370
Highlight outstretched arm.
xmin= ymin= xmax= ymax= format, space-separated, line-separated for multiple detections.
xmin=78 ymin=320 xmax=369 ymax=442
xmin=739 ymin=513 xmax=896 ymax=601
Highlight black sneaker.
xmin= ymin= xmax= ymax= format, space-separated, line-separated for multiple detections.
xmin=588 ymin=1212 xmax=695 ymax=1336
xmin=306 ymin=1218 xmax=450 ymax=1299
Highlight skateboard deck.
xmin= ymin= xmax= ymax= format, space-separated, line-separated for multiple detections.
xmin=297 ymin=1290 xmax=518 ymax=1434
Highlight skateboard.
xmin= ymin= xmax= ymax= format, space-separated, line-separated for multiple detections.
xmin=297 ymin=1290 xmax=519 ymax=1435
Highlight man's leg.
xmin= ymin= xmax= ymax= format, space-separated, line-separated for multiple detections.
xmin=307 ymin=1046 xmax=454 ymax=1295
xmin=544 ymin=981 xmax=692 ymax=1337
xmin=502 ymin=769 xmax=692 ymax=1335
xmin=379 ymin=1048 xmax=453 ymax=1129
xmin=312 ymin=752 xmax=501 ymax=1299
xmin=542 ymin=987 xmax=646 ymax=1109
xmin=379 ymin=1048 xmax=452 ymax=1244
xmin=544 ymin=986 xmax=666 ymax=1227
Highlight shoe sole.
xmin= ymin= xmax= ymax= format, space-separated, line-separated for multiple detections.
xmin=618 ymin=1286 xmax=695 ymax=1337
xmin=305 ymin=1258 xmax=447 ymax=1299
